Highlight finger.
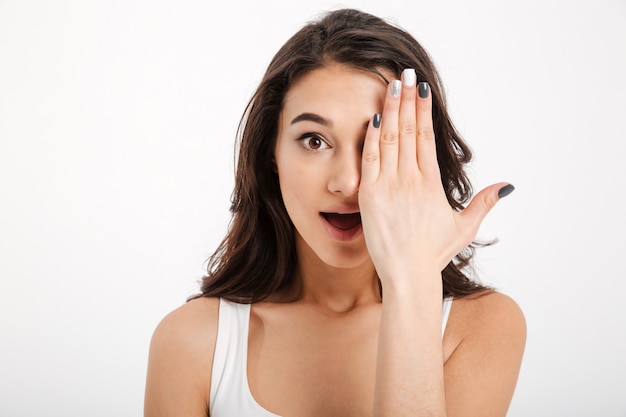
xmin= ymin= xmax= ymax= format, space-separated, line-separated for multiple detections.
xmin=415 ymin=82 xmax=439 ymax=177
xmin=378 ymin=79 xmax=402 ymax=176
xmin=361 ymin=113 xmax=382 ymax=184
xmin=460 ymin=182 xmax=515 ymax=236
xmin=398 ymin=68 xmax=418 ymax=173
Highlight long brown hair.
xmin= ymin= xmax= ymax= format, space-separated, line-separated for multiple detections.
xmin=191 ymin=8 xmax=489 ymax=303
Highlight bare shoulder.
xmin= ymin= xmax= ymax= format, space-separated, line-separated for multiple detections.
xmin=443 ymin=291 xmax=526 ymax=417
xmin=152 ymin=296 xmax=220 ymax=346
xmin=451 ymin=291 xmax=526 ymax=331
xmin=451 ymin=290 xmax=526 ymax=335
xmin=446 ymin=290 xmax=526 ymax=357
xmin=144 ymin=297 xmax=220 ymax=417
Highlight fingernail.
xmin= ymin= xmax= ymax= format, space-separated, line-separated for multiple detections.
xmin=373 ymin=113 xmax=381 ymax=128
xmin=391 ymin=80 xmax=402 ymax=97
xmin=498 ymin=184 xmax=515 ymax=199
xmin=418 ymin=82 xmax=430 ymax=99
xmin=403 ymin=68 xmax=416 ymax=87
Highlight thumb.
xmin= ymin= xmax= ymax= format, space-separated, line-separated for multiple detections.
xmin=460 ymin=182 xmax=515 ymax=232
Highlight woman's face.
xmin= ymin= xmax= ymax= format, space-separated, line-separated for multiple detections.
xmin=274 ymin=64 xmax=389 ymax=268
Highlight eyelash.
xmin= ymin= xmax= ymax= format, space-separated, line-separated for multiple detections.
xmin=296 ymin=133 xmax=331 ymax=151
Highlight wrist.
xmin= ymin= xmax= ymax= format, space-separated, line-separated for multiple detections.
xmin=379 ymin=268 xmax=443 ymax=300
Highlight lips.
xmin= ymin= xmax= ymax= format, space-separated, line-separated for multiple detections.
xmin=321 ymin=212 xmax=362 ymax=230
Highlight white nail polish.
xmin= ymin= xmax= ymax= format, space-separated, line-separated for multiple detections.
xmin=391 ymin=80 xmax=402 ymax=97
xmin=403 ymin=68 xmax=416 ymax=87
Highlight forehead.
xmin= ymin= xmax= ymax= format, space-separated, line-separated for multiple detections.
xmin=281 ymin=65 xmax=391 ymax=117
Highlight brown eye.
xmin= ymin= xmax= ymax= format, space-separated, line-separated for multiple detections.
xmin=298 ymin=133 xmax=330 ymax=151
xmin=308 ymin=136 xmax=322 ymax=149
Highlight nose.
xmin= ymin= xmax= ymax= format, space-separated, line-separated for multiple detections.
xmin=327 ymin=148 xmax=361 ymax=197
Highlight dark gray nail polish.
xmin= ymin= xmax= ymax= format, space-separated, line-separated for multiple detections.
xmin=498 ymin=184 xmax=515 ymax=199
xmin=373 ymin=113 xmax=381 ymax=128
xmin=418 ymin=82 xmax=430 ymax=99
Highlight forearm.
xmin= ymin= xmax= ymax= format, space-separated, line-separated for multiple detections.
xmin=373 ymin=273 xmax=446 ymax=417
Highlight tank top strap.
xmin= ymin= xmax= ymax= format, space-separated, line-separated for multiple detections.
xmin=210 ymin=299 xmax=249 ymax=414
xmin=210 ymin=299 xmax=280 ymax=417
xmin=442 ymin=297 xmax=453 ymax=335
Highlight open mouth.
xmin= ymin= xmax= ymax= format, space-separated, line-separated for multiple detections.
xmin=321 ymin=212 xmax=362 ymax=230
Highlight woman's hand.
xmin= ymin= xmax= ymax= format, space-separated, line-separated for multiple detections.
xmin=358 ymin=68 xmax=512 ymax=287
xmin=361 ymin=69 xmax=518 ymax=417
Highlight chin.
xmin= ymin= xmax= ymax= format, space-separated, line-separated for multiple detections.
xmin=315 ymin=244 xmax=372 ymax=270
xmin=294 ymin=230 xmax=372 ymax=269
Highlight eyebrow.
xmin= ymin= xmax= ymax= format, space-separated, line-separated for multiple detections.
xmin=290 ymin=112 xmax=370 ymax=130
xmin=290 ymin=112 xmax=333 ymax=127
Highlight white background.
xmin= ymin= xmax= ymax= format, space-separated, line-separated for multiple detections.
xmin=1 ymin=0 xmax=625 ymax=416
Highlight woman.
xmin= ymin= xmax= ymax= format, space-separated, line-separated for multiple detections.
xmin=144 ymin=8 xmax=526 ymax=417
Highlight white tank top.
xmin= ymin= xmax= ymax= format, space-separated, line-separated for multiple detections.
xmin=209 ymin=297 xmax=453 ymax=417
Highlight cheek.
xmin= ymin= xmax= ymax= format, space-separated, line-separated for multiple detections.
xmin=276 ymin=158 xmax=324 ymax=210
xmin=277 ymin=160 xmax=306 ymax=198
xmin=274 ymin=137 xmax=330 ymax=206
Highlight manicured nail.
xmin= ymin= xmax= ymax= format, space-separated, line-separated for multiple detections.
xmin=498 ymin=184 xmax=515 ymax=198
xmin=418 ymin=82 xmax=430 ymax=99
xmin=403 ymin=68 xmax=416 ymax=87
xmin=373 ymin=113 xmax=381 ymax=128
xmin=391 ymin=80 xmax=402 ymax=97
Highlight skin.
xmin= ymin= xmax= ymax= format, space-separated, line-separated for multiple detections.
xmin=144 ymin=64 xmax=526 ymax=417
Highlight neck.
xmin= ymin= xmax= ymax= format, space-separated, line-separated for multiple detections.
xmin=279 ymin=235 xmax=381 ymax=314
